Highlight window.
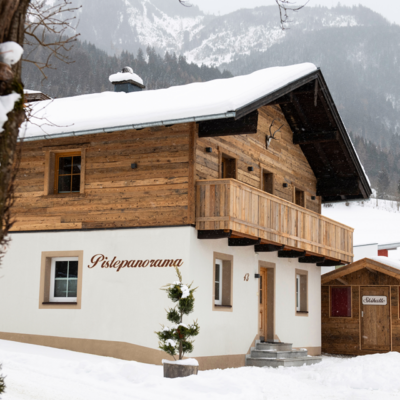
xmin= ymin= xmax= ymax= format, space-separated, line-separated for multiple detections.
xmin=215 ymin=259 xmax=223 ymax=306
xmin=50 ymin=257 xmax=79 ymax=302
xmin=263 ymin=171 xmax=274 ymax=194
xmin=295 ymin=269 xmax=308 ymax=315
xmin=55 ymin=152 xmax=81 ymax=193
xmin=39 ymin=251 xmax=83 ymax=309
xmin=213 ymin=253 xmax=233 ymax=311
xmin=221 ymin=156 xmax=236 ymax=179
xmin=295 ymin=188 xmax=305 ymax=207
xmin=44 ymin=150 xmax=85 ymax=196
xmin=330 ymin=286 xmax=351 ymax=317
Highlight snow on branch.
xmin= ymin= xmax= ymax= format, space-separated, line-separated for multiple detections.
xmin=0 ymin=42 xmax=24 ymax=66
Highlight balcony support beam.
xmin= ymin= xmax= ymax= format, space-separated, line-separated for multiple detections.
xmin=317 ymin=259 xmax=345 ymax=267
xmin=299 ymin=255 xmax=326 ymax=264
xmin=255 ymin=244 xmax=285 ymax=252
xmin=229 ymin=237 xmax=261 ymax=247
xmin=198 ymin=230 xmax=232 ymax=239
xmin=278 ymin=250 xmax=306 ymax=258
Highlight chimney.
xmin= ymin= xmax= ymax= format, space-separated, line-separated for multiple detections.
xmin=109 ymin=67 xmax=145 ymax=93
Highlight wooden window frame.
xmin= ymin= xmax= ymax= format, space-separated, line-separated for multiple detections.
xmin=44 ymin=149 xmax=86 ymax=196
xmin=218 ymin=148 xmax=237 ymax=180
xmin=294 ymin=187 xmax=305 ymax=207
xmin=261 ymin=168 xmax=274 ymax=194
xmin=49 ymin=257 xmax=79 ymax=303
xmin=295 ymin=268 xmax=308 ymax=316
xmin=39 ymin=250 xmax=83 ymax=309
xmin=212 ymin=252 xmax=233 ymax=312
xmin=329 ymin=285 xmax=352 ymax=319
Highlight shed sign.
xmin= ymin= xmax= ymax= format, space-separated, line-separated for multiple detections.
xmin=362 ymin=296 xmax=387 ymax=305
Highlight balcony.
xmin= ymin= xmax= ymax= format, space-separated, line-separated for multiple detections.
xmin=196 ymin=179 xmax=353 ymax=263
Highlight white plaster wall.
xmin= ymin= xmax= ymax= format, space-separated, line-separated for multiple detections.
xmin=353 ymin=243 xmax=378 ymax=261
xmin=0 ymin=226 xmax=321 ymax=358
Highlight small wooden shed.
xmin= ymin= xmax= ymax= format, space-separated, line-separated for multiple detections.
xmin=321 ymin=257 xmax=400 ymax=355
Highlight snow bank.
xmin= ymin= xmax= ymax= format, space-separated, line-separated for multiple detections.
xmin=162 ymin=358 xmax=199 ymax=366
xmin=0 ymin=92 xmax=20 ymax=133
xmin=21 ymin=63 xmax=317 ymax=138
xmin=109 ymin=71 xmax=144 ymax=85
xmin=1 ymin=340 xmax=400 ymax=400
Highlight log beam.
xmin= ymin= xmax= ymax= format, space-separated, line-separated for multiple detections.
xmin=229 ymin=237 xmax=261 ymax=247
xmin=198 ymin=230 xmax=232 ymax=239
xmin=298 ymin=255 xmax=326 ymax=264
xmin=255 ymin=244 xmax=285 ymax=252
xmin=278 ymin=250 xmax=306 ymax=258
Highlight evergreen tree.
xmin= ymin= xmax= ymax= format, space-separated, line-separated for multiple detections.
xmin=0 ymin=364 xmax=5 ymax=397
xmin=156 ymin=268 xmax=199 ymax=360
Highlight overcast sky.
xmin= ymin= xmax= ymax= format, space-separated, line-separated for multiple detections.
xmin=190 ymin=0 xmax=400 ymax=25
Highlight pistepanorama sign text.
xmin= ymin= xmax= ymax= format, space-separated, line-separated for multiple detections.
xmin=88 ymin=254 xmax=184 ymax=272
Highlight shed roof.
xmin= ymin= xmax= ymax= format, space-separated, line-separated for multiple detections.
xmin=321 ymin=257 xmax=400 ymax=285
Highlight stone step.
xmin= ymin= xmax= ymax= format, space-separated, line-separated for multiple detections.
xmin=255 ymin=340 xmax=293 ymax=351
xmin=246 ymin=355 xmax=322 ymax=368
xmin=250 ymin=348 xmax=308 ymax=359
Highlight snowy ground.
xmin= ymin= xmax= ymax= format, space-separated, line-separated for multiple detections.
xmin=1 ymin=340 xmax=400 ymax=400
xmin=323 ymin=198 xmax=400 ymax=261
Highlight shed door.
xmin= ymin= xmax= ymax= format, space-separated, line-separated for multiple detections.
xmin=258 ymin=268 xmax=267 ymax=340
xmin=360 ymin=286 xmax=391 ymax=351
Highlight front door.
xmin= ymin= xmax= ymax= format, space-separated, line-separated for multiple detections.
xmin=258 ymin=268 xmax=268 ymax=340
xmin=360 ymin=286 xmax=391 ymax=351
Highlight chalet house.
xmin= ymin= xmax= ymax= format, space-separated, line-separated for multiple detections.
xmin=0 ymin=63 xmax=371 ymax=369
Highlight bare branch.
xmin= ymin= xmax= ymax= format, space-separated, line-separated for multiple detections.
xmin=276 ymin=0 xmax=309 ymax=30
xmin=179 ymin=1 xmax=192 ymax=7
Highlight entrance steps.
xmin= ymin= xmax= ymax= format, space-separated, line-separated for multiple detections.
xmin=246 ymin=340 xmax=322 ymax=368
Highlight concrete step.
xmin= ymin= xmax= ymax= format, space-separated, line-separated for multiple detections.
xmin=246 ymin=355 xmax=322 ymax=368
xmin=250 ymin=348 xmax=308 ymax=359
xmin=255 ymin=340 xmax=293 ymax=351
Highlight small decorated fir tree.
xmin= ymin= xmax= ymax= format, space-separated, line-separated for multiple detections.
xmin=0 ymin=364 xmax=5 ymax=397
xmin=156 ymin=267 xmax=199 ymax=360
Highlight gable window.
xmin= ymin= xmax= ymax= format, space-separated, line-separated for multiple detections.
xmin=221 ymin=155 xmax=236 ymax=179
xmin=213 ymin=253 xmax=233 ymax=311
xmin=263 ymin=171 xmax=274 ymax=194
xmin=55 ymin=152 xmax=81 ymax=193
xmin=330 ymin=286 xmax=351 ymax=317
xmin=295 ymin=188 xmax=305 ymax=207
xmin=295 ymin=269 xmax=308 ymax=315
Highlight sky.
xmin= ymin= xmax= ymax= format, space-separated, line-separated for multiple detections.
xmin=190 ymin=0 xmax=400 ymax=25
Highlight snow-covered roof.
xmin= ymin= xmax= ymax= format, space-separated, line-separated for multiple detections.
xmin=20 ymin=63 xmax=317 ymax=139
xmin=369 ymin=257 xmax=400 ymax=271
xmin=109 ymin=72 xmax=144 ymax=85
xmin=24 ymin=89 xmax=42 ymax=94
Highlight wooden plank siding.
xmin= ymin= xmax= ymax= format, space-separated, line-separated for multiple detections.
xmin=12 ymin=124 xmax=192 ymax=231
xmin=195 ymin=105 xmax=322 ymax=213
xmin=196 ymin=179 xmax=353 ymax=262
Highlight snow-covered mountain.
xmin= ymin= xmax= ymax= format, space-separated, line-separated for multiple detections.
xmin=73 ymin=0 xmax=386 ymax=66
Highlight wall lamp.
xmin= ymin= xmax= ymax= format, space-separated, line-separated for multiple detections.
xmin=311 ymin=196 xmax=316 ymax=200
xmin=283 ymin=183 xmax=288 ymax=188
xmin=205 ymin=147 xmax=213 ymax=153
xmin=131 ymin=163 xmax=138 ymax=169
xmin=248 ymin=166 xmax=254 ymax=172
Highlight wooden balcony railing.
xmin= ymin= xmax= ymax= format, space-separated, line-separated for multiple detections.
xmin=196 ymin=179 xmax=354 ymax=263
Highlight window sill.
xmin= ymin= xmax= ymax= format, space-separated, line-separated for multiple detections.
xmin=214 ymin=305 xmax=232 ymax=308
xmin=44 ymin=193 xmax=84 ymax=198
xmin=42 ymin=302 xmax=78 ymax=305
xmin=296 ymin=311 xmax=309 ymax=316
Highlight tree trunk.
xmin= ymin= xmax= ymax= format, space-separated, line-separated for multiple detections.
xmin=0 ymin=0 xmax=29 ymax=260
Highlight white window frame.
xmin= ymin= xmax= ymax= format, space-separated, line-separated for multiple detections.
xmin=296 ymin=274 xmax=301 ymax=312
xmin=50 ymin=257 xmax=79 ymax=302
xmin=215 ymin=259 xmax=223 ymax=305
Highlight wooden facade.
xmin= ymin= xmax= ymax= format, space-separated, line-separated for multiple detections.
xmin=12 ymin=101 xmax=355 ymax=263
xmin=321 ymin=258 xmax=400 ymax=355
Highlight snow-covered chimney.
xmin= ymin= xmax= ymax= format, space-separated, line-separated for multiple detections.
xmin=109 ymin=67 xmax=145 ymax=93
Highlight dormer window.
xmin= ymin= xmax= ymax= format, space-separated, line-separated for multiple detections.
xmin=54 ymin=152 xmax=81 ymax=194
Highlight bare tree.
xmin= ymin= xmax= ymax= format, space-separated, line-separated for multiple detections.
xmin=276 ymin=0 xmax=308 ymax=29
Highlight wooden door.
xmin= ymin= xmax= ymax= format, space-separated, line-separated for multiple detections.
xmin=360 ymin=286 xmax=391 ymax=351
xmin=258 ymin=268 xmax=268 ymax=340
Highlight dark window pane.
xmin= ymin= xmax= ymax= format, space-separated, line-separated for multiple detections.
xmin=67 ymin=279 xmax=77 ymax=297
xmin=68 ymin=261 xmax=78 ymax=278
xmin=55 ymin=261 xmax=68 ymax=278
xmin=331 ymin=287 xmax=351 ymax=317
xmin=71 ymin=175 xmax=80 ymax=192
xmin=58 ymin=175 xmax=71 ymax=193
xmin=59 ymin=157 xmax=72 ymax=175
xmin=72 ymin=156 xmax=81 ymax=174
xmin=215 ymin=264 xmax=220 ymax=281
xmin=260 ymin=276 xmax=262 ymax=289
xmin=215 ymin=282 xmax=220 ymax=300
xmin=54 ymin=280 xmax=67 ymax=297
xmin=260 ymin=290 xmax=262 ymax=304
